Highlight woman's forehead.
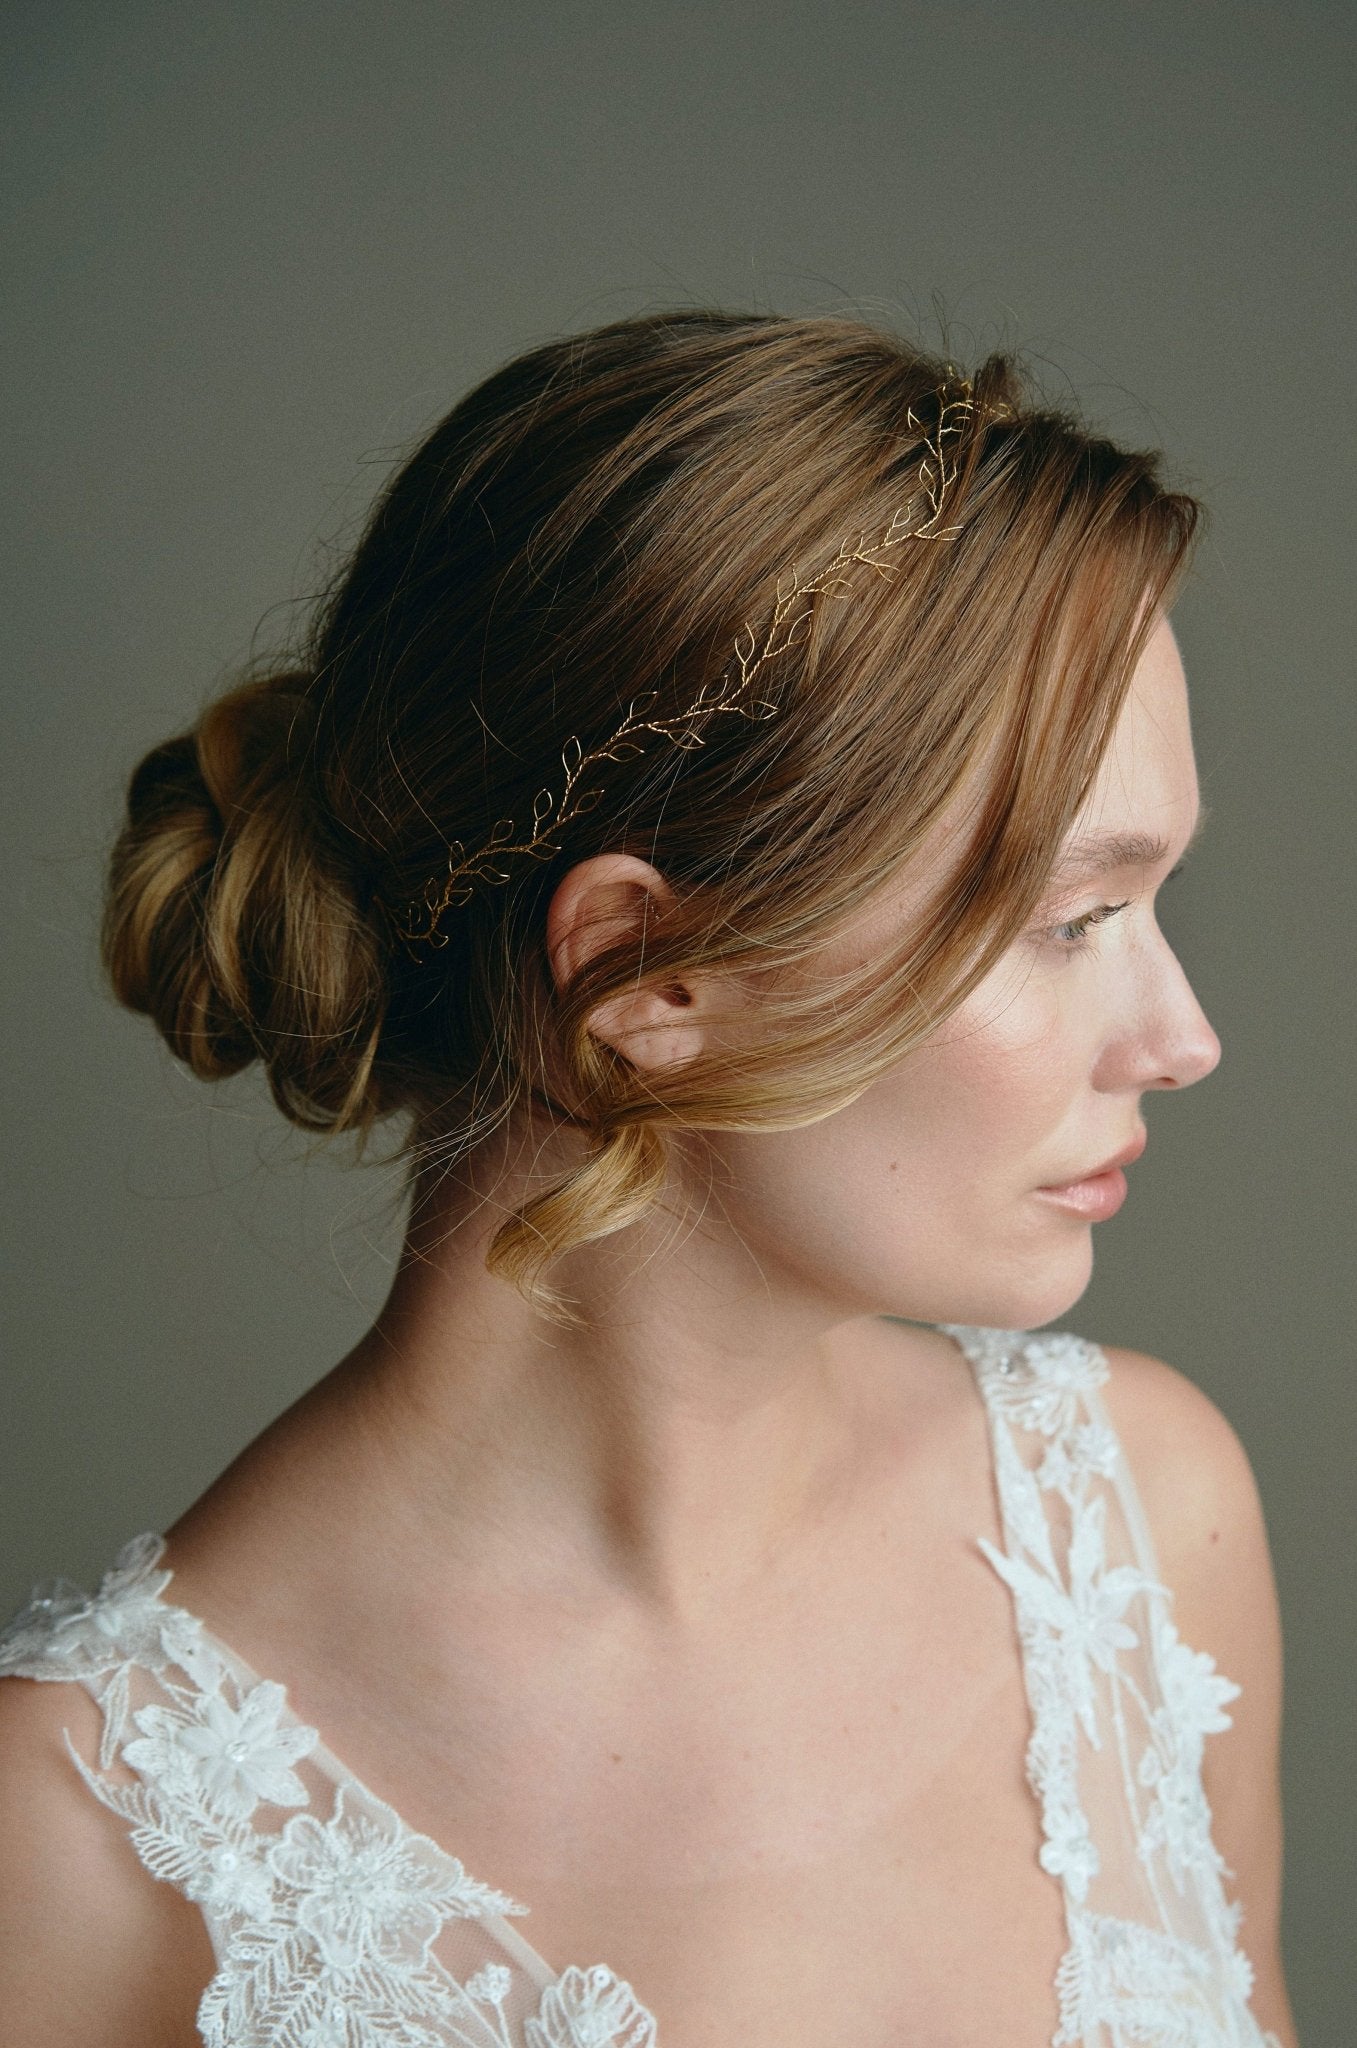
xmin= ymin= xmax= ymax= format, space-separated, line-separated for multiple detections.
xmin=1076 ymin=618 xmax=1196 ymax=841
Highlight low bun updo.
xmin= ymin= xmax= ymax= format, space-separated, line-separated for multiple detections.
xmin=102 ymin=308 xmax=1200 ymax=1324
xmin=103 ymin=665 xmax=389 ymax=1132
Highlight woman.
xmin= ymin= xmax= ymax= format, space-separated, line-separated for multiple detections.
xmin=0 ymin=311 xmax=1296 ymax=2046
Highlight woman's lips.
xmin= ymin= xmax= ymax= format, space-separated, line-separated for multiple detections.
xmin=1032 ymin=1167 xmax=1129 ymax=1220
xmin=1033 ymin=1130 xmax=1145 ymax=1220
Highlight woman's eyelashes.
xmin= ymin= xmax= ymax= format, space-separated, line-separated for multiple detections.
xmin=1047 ymin=900 xmax=1132 ymax=951
xmin=1041 ymin=859 xmax=1188 ymax=954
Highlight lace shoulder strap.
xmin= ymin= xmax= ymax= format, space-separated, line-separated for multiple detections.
xmin=941 ymin=1324 xmax=1282 ymax=2048
xmin=0 ymin=1532 xmax=211 ymax=1762
xmin=0 ymin=1534 xmax=657 ymax=2048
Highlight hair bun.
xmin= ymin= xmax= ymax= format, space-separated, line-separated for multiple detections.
xmin=103 ymin=666 xmax=389 ymax=1129
xmin=194 ymin=667 xmax=315 ymax=823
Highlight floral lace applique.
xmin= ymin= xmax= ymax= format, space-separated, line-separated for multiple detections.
xmin=941 ymin=1324 xmax=1282 ymax=2048
xmin=525 ymin=1966 xmax=656 ymax=2048
xmin=0 ymin=1535 xmax=654 ymax=2048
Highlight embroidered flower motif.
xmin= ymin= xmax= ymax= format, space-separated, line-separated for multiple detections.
xmin=123 ymin=1678 xmax=317 ymax=1820
xmin=980 ymin=1490 xmax=1156 ymax=1745
xmin=267 ymin=1783 xmax=526 ymax=1972
xmin=1151 ymin=1607 xmax=1241 ymax=1750
xmin=184 ymin=1836 xmax=277 ymax=1920
xmin=982 ymin=1331 xmax=1109 ymax=1438
xmin=155 ymin=1606 xmax=223 ymax=1687
xmin=0 ymin=1532 xmax=174 ymax=1675
xmin=1138 ymin=1747 xmax=1218 ymax=1890
xmin=466 ymin=1961 xmax=513 ymax=2006
xmin=1037 ymin=1804 xmax=1100 ymax=1902
xmin=526 ymin=1964 xmax=657 ymax=2048
xmin=1135 ymin=1705 xmax=1230 ymax=1895
xmin=1037 ymin=1420 xmax=1121 ymax=1497
xmin=0 ymin=1581 xmax=99 ymax=1671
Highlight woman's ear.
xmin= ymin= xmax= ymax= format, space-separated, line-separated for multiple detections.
xmin=545 ymin=852 xmax=709 ymax=1074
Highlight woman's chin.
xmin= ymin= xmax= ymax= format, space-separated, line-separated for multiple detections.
xmin=921 ymin=1239 xmax=1095 ymax=1334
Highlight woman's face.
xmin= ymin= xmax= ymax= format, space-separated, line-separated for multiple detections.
xmin=695 ymin=610 xmax=1221 ymax=1335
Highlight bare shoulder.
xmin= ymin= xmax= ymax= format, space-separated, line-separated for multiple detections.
xmin=1096 ymin=1342 xmax=1298 ymax=2048
xmin=1094 ymin=1343 xmax=1280 ymax=1752
xmin=1095 ymin=1344 xmax=1273 ymax=1589
xmin=0 ymin=1672 xmax=214 ymax=2047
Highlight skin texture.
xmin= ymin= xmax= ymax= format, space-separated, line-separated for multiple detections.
xmin=315 ymin=607 xmax=1224 ymax=1612
xmin=0 ymin=610 xmax=1298 ymax=2045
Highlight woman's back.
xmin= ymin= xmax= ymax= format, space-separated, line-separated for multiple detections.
xmin=0 ymin=1322 xmax=1282 ymax=2046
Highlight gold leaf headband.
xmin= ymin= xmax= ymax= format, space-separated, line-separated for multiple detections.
xmin=397 ymin=377 xmax=1012 ymax=952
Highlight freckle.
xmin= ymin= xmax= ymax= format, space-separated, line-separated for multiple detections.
xmin=610 ymin=1752 xmax=623 ymax=1763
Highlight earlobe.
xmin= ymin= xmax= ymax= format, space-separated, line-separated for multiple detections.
xmin=588 ymin=977 xmax=702 ymax=1073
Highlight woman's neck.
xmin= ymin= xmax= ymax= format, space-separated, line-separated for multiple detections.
xmin=317 ymin=1123 xmax=903 ymax=1626
xmin=164 ymin=1107 xmax=951 ymax=1676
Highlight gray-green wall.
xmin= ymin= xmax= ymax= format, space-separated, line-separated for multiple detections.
xmin=3 ymin=4 xmax=1351 ymax=2036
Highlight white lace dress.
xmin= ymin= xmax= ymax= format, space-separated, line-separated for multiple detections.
xmin=0 ymin=1324 xmax=1282 ymax=2047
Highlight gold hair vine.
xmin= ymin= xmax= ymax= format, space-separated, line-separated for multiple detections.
xmin=399 ymin=378 xmax=1011 ymax=951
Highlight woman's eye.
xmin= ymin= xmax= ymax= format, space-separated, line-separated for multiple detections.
xmin=1041 ymin=858 xmax=1187 ymax=954
xmin=1046 ymin=900 xmax=1132 ymax=951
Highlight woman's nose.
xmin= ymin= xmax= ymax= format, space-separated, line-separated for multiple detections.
xmin=1142 ymin=946 xmax=1222 ymax=1091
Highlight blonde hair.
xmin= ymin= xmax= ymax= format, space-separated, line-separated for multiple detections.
xmin=103 ymin=310 xmax=1201 ymax=1325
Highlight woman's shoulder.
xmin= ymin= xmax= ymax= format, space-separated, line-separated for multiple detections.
xmin=1098 ymin=1338 xmax=1291 ymax=2036
xmin=1096 ymin=1343 xmax=1285 ymax=1915
xmin=956 ymin=1322 xmax=1282 ymax=1792
xmin=950 ymin=1319 xmax=1278 ymax=1664
xmin=0 ymin=1649 xmax=216 ymax=2043
xmin=1093 ymin=1340 xmax=1275 ymax=1594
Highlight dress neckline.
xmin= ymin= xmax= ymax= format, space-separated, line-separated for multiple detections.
xmin=126 ymin=1320 xmax=993 ymax=1998
xmin=2 ymin=1324 xmax=1282 ymax=2047
xmin=135 ymin=1563 xmax=574 ymax=1991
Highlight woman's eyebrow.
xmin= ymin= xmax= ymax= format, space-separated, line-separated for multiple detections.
xmin=1049 ymin=803 xmax=1210 ymax=885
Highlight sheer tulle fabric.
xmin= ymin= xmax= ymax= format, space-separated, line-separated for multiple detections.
xmin=937 ymin=1326 xmax=1279 ymax=2047
xmin=0 ymin=1326 xmax=1279 ymax=2046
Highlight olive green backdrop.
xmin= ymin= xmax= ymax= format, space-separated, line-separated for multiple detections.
xmin=2 ymin=2 xmax=1352 ymax=2035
